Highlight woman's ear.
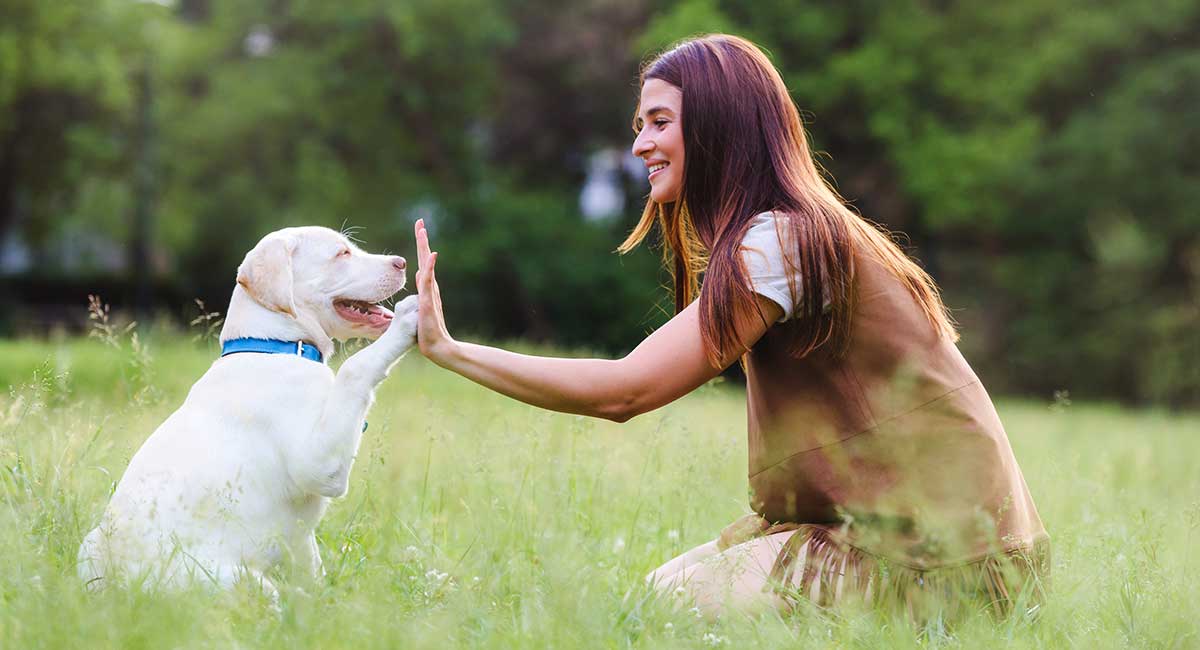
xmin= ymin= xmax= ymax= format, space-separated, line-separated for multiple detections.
xmin=236 ymin=234 xmax=297 ymax=316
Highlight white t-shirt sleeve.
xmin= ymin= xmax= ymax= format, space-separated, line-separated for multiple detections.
xmin=740 ymin=212 xmax=800 ymax=322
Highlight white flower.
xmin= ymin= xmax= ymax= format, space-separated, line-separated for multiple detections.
xmin=612 ymin=536 xmax=626 ymax=553
xmin=667 ymin=529 xmax=680 ymax=541
xmin=702 ymin=632 xmax=727 ymax=646
xmin=663 ymin=622 xmax=674 ymax=631
xmin=674 ymin=586 xmax=687 ymax=597
xmin=689 ymin=606 xmax=703 ymax=619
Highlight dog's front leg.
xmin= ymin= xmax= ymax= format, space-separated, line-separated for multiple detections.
xmin=292 ymin=296 xmax=418 ymax=498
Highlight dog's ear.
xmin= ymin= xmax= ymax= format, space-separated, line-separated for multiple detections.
xmin=236 ymin=234 xmax=297 ymax=316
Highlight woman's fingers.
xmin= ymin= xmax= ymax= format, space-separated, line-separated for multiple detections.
xmin=415 ymin=219 xmax=433 ymax=266
xmin=420 ymin=251 xmax=437 ymax=294
xmin=411 ymin=219 xmax=452 ymax=359
xmin=414 ymin=219 xmax=437 ymax=297
xmin=427 ymin=254 xmax=441 ymax=310
xmin=415 ymin=221 xmax=428 ymax=278
xmin=427 ymin=252 xmax=441 ymax=306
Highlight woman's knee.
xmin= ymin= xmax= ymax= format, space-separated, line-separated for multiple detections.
xmin=644 ymin=539 xmax=721 ymax=586
xmin=658 ymin=531 xmax=798 ymax=618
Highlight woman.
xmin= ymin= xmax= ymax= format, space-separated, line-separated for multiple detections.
xmin=411 ymin=34 xmax=1048 ymax=619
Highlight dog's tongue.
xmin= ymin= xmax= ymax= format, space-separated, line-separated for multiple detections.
xmin=335 ymin=300 xmax=394 ymax=328
xmin=366 ymin=303 xmax=393 ymax=327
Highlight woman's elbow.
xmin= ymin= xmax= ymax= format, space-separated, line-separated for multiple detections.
xmin=595 ymin=393 xmax=645 ymax=423
xmin=600 ymin=408 xmax=634 ymax=424
xmin=589 ymin=359 xmax=657 ymax=423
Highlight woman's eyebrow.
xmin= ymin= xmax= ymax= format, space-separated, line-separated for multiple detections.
xmin=641 ymin=106 xmax=674 ymax=119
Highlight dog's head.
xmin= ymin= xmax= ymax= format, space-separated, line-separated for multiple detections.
xmin=236 ymin=226 xmax=406 ymax=341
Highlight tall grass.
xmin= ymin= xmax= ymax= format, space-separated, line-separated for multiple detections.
xmin=1 ymin=330 xmax=1197 ymax=648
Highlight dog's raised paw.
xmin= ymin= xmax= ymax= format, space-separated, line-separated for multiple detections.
xmin=395 ymin=294 xmax=419 ymax=319
xmin=384 ymin=295 xmax=419 ymax=345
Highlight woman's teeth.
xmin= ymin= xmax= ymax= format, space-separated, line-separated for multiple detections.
xmin=648 ymin=163 xmax=668 ymax=175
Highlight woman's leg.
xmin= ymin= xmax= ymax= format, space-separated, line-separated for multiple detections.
xmin=652 ymin=530 xmax=801 ymax=618
xmin=645 ymin=539 xmax=723 ymax=585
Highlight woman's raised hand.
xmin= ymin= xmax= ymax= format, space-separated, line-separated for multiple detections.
xmin=414 ymin=219 xmax=456 ymax=364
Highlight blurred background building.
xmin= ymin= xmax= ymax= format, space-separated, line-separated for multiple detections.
xmin=0 ymin=0 xmax=1197 ymax=406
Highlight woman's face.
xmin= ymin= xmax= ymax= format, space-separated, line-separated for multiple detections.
xmin=632 ymin=79 xmax=685 ymax=204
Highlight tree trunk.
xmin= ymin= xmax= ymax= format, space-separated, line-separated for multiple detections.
xmin=129 ymin=64 xmax=156 ymax=316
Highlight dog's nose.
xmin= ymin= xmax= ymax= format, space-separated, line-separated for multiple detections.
xmin=392 ymin=256 xmax=406 ymax=271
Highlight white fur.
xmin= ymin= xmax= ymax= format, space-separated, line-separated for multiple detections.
xmin=78 ymin=226 xmax=418 ymax=598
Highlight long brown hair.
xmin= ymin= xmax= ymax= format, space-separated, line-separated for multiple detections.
xmin=620 ymin=34 xmax=957 ymax=366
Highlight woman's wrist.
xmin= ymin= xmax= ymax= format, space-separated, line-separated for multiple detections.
xmin=426 ymin=336 xmax=464 ymax=370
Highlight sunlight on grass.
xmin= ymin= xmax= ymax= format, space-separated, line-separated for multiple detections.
xmin=1 ymin=335 xmax=1197 ymax=648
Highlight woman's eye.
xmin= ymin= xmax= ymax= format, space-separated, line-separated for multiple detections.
xmin=655 ymin=119 xmax=669 ymax=128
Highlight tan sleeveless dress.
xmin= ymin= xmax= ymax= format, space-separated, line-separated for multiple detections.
xmin=724 ymin=251 xmax=1049 ymax=618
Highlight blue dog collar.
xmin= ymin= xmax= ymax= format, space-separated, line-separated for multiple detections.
xmin=220 ymin=337 xmax=324 ymax=363
xmin=220 ymin=338 xmax=367 ymax=431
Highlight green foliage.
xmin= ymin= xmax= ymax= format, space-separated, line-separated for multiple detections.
xmin=1 ymin=0 xmax=1197 ymax=405
xmin=635 ymin=0 xmax=736 ymax=55
xmin=2 ymin=334 xmax=1199 ymax=647
xmin=635 ymin=0 xmax=1200 ymax=405
xmin=433 ymin=185 xmax=668 ymax=350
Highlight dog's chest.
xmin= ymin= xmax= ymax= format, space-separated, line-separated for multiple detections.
xmin=190 ymin=357 xmax=332 ymax=425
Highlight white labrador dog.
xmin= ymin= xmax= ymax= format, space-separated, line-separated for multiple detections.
xmin=78 ymin=226 xmax=418 ymax=597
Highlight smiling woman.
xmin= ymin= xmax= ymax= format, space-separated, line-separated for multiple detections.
xmin=404 ymin=34 xmax=1048 ymax=622
xmin=631 ymin=79 xmax=686 ymax=205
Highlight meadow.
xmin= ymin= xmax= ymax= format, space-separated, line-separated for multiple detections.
xmin=1 ymin=329 xmax=1197 ymax=649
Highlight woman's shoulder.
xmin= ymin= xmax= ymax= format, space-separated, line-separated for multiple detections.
xmin=741 ymin=211 xmax=803 ymax=259
xmin=742 ymin=210 xmax=784 ymax=242
xmin=746 ymin=209 xmax=788 ymax=229
xmin=744 ymin=210 xmax=802 ymax=236
xmin=740 ymin=210 xmax=800 ymax=322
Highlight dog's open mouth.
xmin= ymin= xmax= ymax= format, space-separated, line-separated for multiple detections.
xmin=333 ymin=299 xmax=395 ymax=329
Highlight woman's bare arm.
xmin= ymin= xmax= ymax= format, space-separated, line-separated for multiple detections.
xmin=412 ymin=219 xmax=783 ymax=422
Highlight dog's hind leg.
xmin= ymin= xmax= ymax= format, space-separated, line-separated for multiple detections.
xmin=209 ymin=564 xmax=281 ymax=608
xmin=76 ymin=528 xmax=106 ymax=590
xmin=288 ymin=533 xmax=324 ymax=581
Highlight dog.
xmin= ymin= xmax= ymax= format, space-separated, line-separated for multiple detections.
xmin=78 ymin=226 xmax=418 ymax=598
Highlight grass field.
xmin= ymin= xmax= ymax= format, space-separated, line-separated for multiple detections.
xmin=1 ymin=331 xmax=1197 ymax=648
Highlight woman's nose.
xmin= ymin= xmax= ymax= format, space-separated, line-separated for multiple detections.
xmin=632 ymin=131 xmax=653 ymax=158
xmin=392 ymin=256 xmax=407 ymax=271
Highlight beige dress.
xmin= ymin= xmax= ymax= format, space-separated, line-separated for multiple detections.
xmin=729 ymin=218 xmax=1049 ymax=619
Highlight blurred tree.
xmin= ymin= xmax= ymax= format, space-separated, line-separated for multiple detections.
xmin=154 ymin=0 xmax=515 ymax=287
xmin=1 ymin=0 xmax=1196 ymax=404
xmin=634 ymin=0 xmax=1200 ymax=405
xmin=0 ymin=0 xmax=162 ymax=257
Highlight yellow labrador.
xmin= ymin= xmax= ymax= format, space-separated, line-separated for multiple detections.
xmin=78 ymin=227 xmax=418 ymax=598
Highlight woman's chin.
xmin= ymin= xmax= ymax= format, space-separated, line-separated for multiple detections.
xmin=649 ymin=186 xmax=681 ymax=204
